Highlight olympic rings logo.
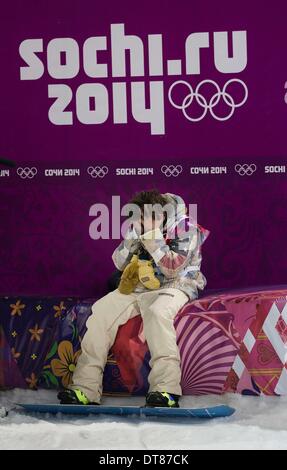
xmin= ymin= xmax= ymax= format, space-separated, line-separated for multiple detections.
xmin=17 ymin=167 xmax=37 ymax=179
xmin=235 ymin=164 xmax=257 ymax=176
xmin=161 ymin=165 xmax=183 ymax=177
xmin=168 ymin=79 xmax=248 ymax=122
xmin=87 ymin=166 xmax=109 ymax=178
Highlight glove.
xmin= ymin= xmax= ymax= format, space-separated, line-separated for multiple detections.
xmin=118 ymin=255 xmax=139 ymax=294
xmin=138 ymin=259 xmax=160 ymax=290
xmin=118 ymin=255 xmax=160 ymax=294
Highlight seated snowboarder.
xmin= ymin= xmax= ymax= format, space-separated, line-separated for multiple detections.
xmin=58 ymin=189 xmax=209 ymax=408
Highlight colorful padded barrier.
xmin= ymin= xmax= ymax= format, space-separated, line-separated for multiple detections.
xmin=1 ymin=286 xmax=287 ymax=396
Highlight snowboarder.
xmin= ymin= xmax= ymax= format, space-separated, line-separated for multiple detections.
xmin=58 ymin=189 xmax=209 ymax=408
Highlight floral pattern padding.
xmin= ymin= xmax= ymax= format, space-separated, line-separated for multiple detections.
xmin=1 ymin=286 xmax=287 ymax=396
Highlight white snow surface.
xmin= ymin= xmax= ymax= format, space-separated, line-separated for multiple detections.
xmin=0 ymin=389 xmax=287 ymax=450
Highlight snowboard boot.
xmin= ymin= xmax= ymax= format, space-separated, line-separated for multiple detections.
xmin=145 ymin=391 xmax=180 ymax=408
xmin=57 ymin=389 xmax=99 ymax=405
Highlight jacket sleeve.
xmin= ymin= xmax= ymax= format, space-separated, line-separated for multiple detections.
xmin=139 ymin=221 xmax=209 ymax=279
xmin=112 ymin=226 xmax=140 ymax=271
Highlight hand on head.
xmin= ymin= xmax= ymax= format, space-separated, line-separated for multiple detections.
xmin=133 ymin=211 xmax=164 ymax=236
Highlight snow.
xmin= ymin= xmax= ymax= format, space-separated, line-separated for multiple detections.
xmin=0 ymin=389 xmax=287 ymax=450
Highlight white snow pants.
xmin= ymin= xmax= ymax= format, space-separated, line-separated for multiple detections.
xmin=69 ymin=287 xmax=188 ymax=402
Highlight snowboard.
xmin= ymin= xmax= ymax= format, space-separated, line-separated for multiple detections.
xmin=18 ymin=403 xmax=235 ymax=419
